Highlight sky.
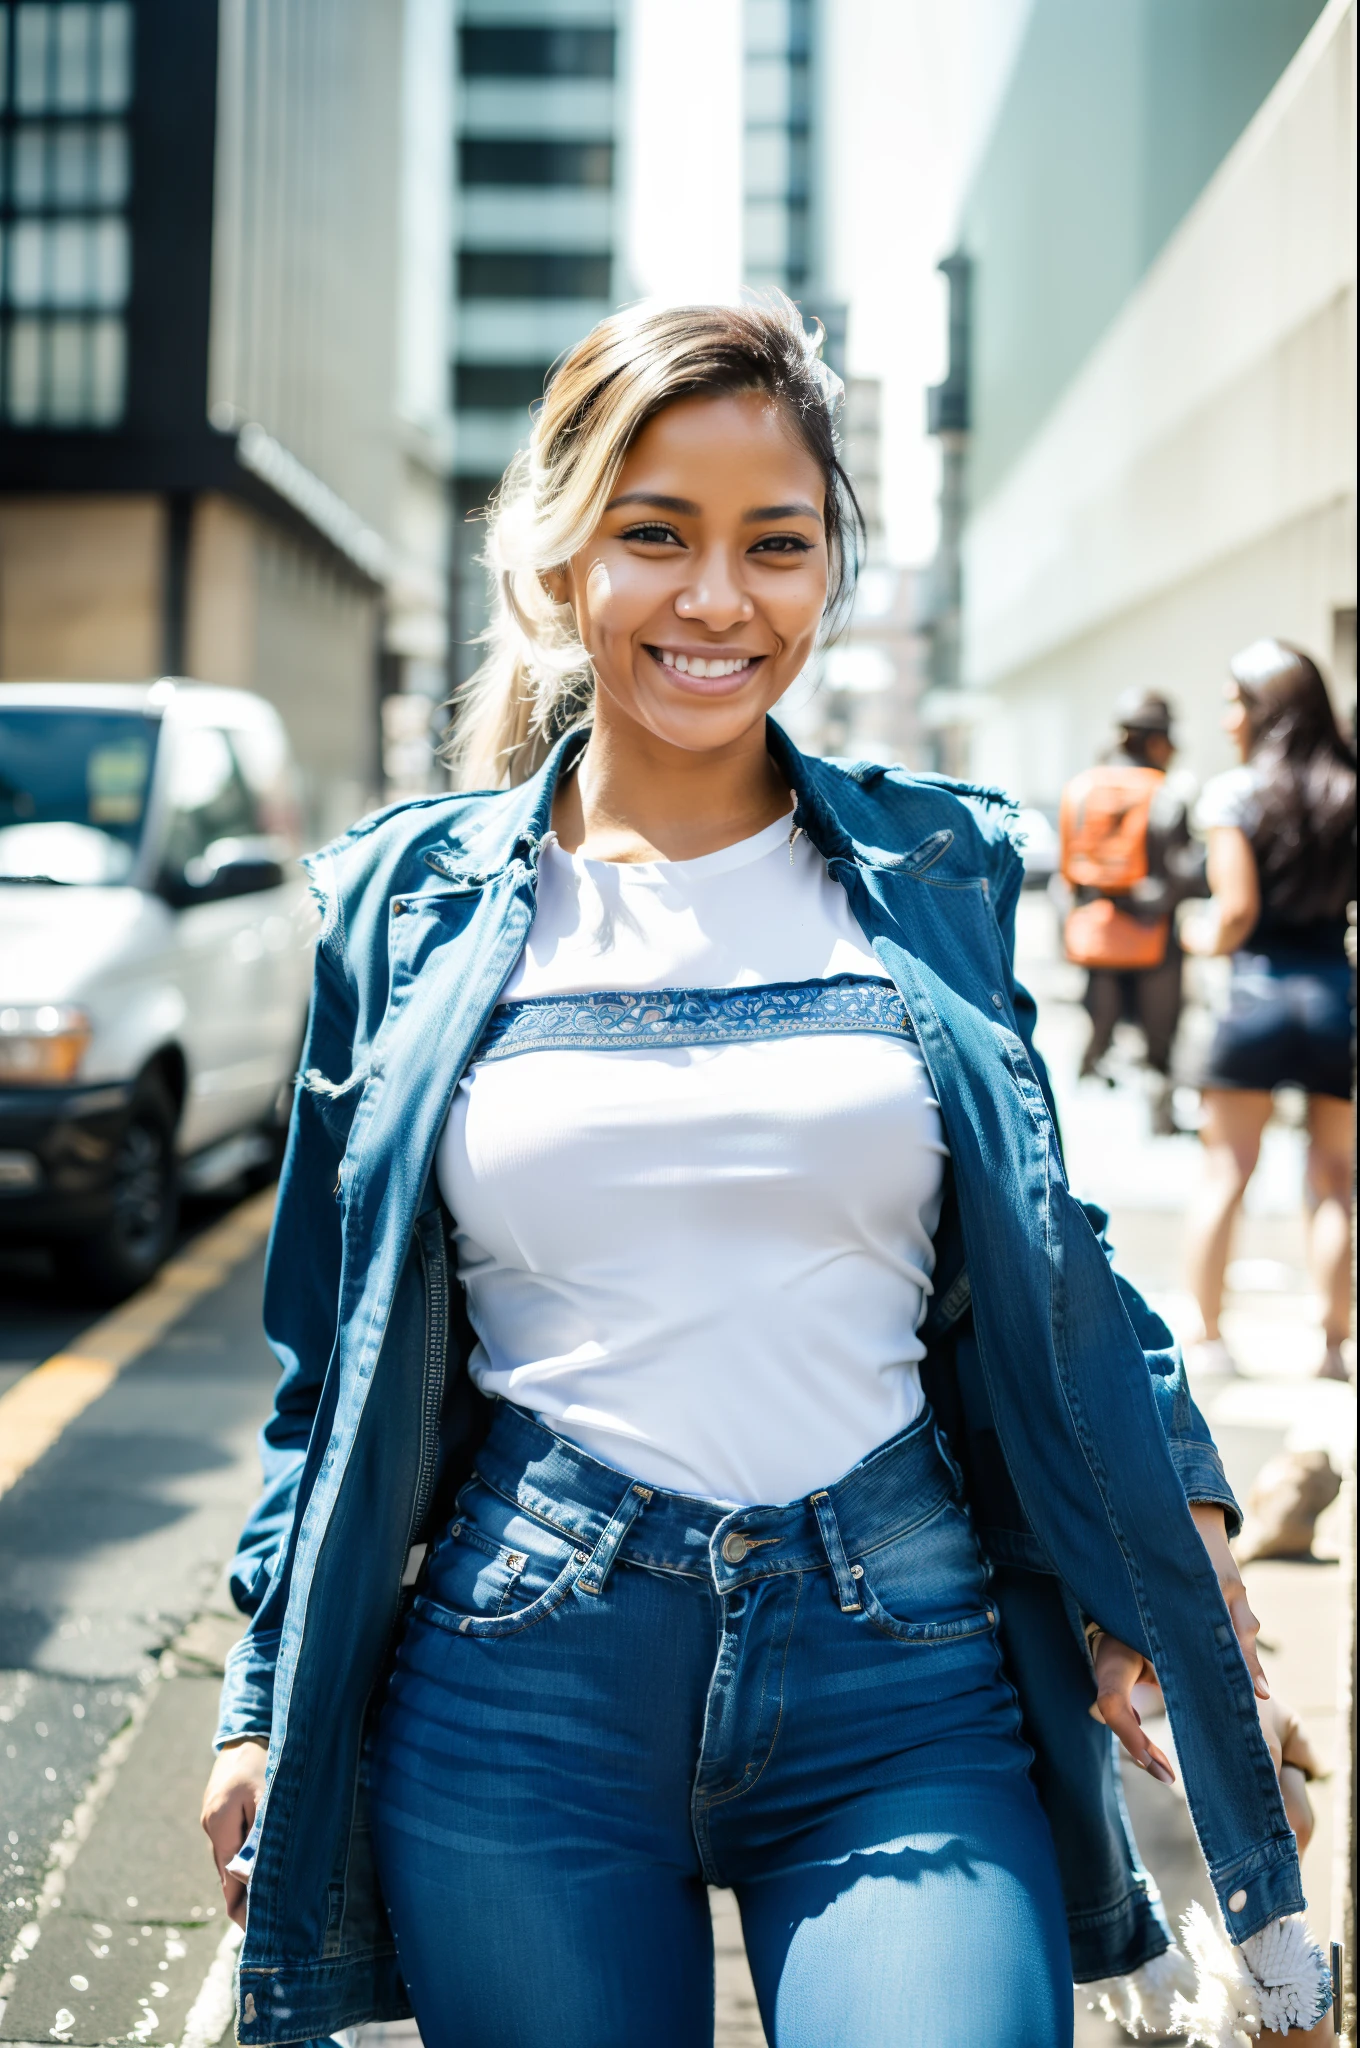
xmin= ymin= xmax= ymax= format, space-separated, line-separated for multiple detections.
xmin=626 ymin=0 xmax=1034 ymax=568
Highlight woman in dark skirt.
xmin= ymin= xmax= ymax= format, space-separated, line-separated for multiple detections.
xmin=1183 ymin=640 xmax=1355 ymax=1382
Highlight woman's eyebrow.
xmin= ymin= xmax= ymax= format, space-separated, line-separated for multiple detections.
xmin=743 ymin=502 xmax=823 ymax=524
xmin=605 ymin=491 xmax=700 ymax=514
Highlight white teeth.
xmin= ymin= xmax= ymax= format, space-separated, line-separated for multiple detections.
xmin=657 ymin=650 xmax=753 ymax=679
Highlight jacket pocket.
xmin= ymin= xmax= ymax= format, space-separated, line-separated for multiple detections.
xmin=855 ymin=1496 xmax=997 ymax=1645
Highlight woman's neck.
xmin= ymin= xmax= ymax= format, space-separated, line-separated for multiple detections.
xmin=551 ymin=713 xmax=792 ymax=863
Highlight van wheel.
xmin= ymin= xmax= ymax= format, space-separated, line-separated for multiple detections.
xmin=58 ymin=1077 xmax=179 ymax=1302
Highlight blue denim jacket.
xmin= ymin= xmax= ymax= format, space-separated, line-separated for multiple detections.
xmin=218 ymin=724 xmax=1301 ymax=2044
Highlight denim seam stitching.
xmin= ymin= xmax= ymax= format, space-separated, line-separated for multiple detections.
xmin=471 ymin=1473 xmax=598 ymax=1551
xmin=697 ymin=1572 xmax=803 ymax=1817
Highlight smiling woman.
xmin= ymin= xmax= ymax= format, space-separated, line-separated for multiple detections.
xmin=202 ymin=296 xmax=1331 ymax=2048
xmin=450 ymin=295 xmax=860 ymax=803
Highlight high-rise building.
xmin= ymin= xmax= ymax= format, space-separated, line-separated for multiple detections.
xmin=741 ymin=0 xmax=841 ymax=367
xmin=448 ymin=0 xmax=626 ymax=688
xmin=743 ymin=0 xmax=814 ymax=300
xmin=0 ymin=0 xmax=452 ymax=838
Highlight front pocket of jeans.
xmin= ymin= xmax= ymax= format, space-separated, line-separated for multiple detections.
xmin=413 ymin=1549 xmax=583 ymax=1639
xmin=858 ymin=1584 xmax=996 ymax=1645
xmin=856 ymin=1497 xmax=996 ymax=1645
xmin=415 ymin=1481 xmax=588 ymax=1639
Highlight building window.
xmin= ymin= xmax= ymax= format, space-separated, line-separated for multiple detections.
xmin=458 ymin=248 xmax=610 ymax=300
xmin=460 ymin=136 xmax=613 ymax=189
xmin=0 ymin=1 xmax=133 ymax=426
xmin=460 ymin=25 xmax=615 ymax=80
xmin=454 ymin=360 xmax=555 ymax=410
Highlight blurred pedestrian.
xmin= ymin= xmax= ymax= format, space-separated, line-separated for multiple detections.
xmin=1182 ymin=640 xmax=1356 ymax=1380
xmin=1061 ymin=690 xmax=1203 ymax=1133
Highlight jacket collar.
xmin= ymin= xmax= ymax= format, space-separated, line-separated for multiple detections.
xmin=423 ymin=726 xmax=590 ymax=886
xmin=425 ymin=717 xmax=855 ymax=887
xmin=766 ymin=718 xmax=858 ymax=864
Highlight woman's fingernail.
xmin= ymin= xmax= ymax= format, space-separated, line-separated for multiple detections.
xmin=1148 ymin=1760 xmax=1176 ymax=1785
xmin=1134 ymin=1754 xmax=1150 ymax=1769
xmin=1255 ymin=1678 xmax=1271 ymax=1700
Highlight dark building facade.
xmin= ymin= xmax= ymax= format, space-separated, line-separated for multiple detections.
xmin=0 ymin=0 xmax=427 ymax=838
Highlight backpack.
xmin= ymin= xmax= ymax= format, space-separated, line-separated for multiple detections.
xmin=1059 ymin=764 xmax=1169 ymax=970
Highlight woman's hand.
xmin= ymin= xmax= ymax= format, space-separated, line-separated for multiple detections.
xmin=1090 ymin=1631 xmax=1177 ymax=1782
xmin=1090 ymin=1503 xmax=1268 ymax=1783
xmin=201 ymin=1737 xmax=268 ymax=1929
xmin=1189 ymin=1501 xmax=1270 ymax=1700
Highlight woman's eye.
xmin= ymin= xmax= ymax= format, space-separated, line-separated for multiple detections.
xmin=620 ymin=522 xmax=682 ymax=546
xmin=750 ymin=534 xmax=813 ymax=556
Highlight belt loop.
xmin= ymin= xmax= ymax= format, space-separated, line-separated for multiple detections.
xmin=932 ymin=1419 xmax=966 ymax=1499
xmin=810 ymin=1489 xmax=862 ymax=1613
xmin=574 ymin=1480 xmax=652 ymax=1597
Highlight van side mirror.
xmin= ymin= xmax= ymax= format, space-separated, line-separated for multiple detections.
xmin=159 ymin=836 xmax=287 ymax=907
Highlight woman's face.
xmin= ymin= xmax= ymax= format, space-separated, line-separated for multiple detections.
xmin=1222 ymin=683 xmax=1251 ymax=759
xmin=550 ymin=390 xmax=829 ymax=756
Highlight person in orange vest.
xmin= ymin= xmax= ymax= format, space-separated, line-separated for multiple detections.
xmin=1061 ymin=691 xmax=1204 ymax=1133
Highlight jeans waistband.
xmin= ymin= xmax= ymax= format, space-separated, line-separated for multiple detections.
xmin=469 ymin=1400 xmax=960 ymax=1595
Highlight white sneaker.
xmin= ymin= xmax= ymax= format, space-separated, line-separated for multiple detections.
xmin=1186 ymin=1337 xmax=1240 ymax=1377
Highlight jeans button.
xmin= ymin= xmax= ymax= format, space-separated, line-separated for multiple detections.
xmin=721 ymin=1532 xmax=749 ymax=1565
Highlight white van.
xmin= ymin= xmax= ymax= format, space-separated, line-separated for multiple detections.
xmin=0 ymin=680 xmax=318 ymax=1298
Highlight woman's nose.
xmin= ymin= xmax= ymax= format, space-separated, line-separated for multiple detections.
xmin=675 ymin=549 xmax=754 ymax=629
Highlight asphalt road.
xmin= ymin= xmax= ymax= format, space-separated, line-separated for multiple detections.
xmin=0 ymin=1206 xmax=275 ymax=2048
xmin=0 ymin=1199 xmax=248 ymax=1404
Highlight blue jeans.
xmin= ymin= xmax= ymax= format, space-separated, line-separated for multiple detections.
xmin=368 ymin=1402 xmax=1073 ymax=2047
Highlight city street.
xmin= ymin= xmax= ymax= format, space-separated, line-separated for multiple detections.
xmin=0 ymin=899 xmax=1351 ymax=2048
xmin=0 ymin=1 xmax=1350 ymax=2043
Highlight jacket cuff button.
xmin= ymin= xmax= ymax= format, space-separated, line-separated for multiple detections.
xmin=1227 ymin=1889 xmax=1248 ymax=1913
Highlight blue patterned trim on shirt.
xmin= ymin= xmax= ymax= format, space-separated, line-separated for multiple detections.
xmin=471 ymin=974 xmax=917 ymax=1064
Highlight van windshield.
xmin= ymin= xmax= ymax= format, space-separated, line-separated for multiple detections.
xmin=0 ymin=708 xmax=160 ymax=885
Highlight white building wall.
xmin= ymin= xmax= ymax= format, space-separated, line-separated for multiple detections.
xmin=961 ymin=0 xmax=1356 ymax=803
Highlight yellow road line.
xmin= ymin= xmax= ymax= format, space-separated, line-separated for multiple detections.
xmin=0 ymin=1185 xmax=275 ymax=1502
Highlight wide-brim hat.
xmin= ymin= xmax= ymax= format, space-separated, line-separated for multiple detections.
xmin=1114 ymin=689 xmax=1173 ymax=735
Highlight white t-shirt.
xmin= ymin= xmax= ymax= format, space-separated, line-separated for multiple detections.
xmin=1195 ymin=765 xmax=1263 ymax=835
xmin=435 ymin=812 xmax=949 ymax=1505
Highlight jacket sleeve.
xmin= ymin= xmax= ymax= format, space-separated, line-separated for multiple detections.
xmin=216 ymin=892 xmax=361 ymax=1746
xmin=986 ymin=827 xmax=1241 ymax=1534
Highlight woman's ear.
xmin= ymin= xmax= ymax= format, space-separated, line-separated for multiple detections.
xmin=540 ymin=565 xmax=571 ymax=605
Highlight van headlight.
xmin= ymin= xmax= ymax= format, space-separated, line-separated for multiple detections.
xmin=0 ymin=1005 xmax=92 ymax=1083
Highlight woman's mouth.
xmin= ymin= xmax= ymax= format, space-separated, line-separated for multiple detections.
xmin=647 ymin=647 xmax=764 ymax=690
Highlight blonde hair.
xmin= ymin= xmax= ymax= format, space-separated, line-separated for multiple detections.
xmin=447 ymin=294 xmax=862 ymax=788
